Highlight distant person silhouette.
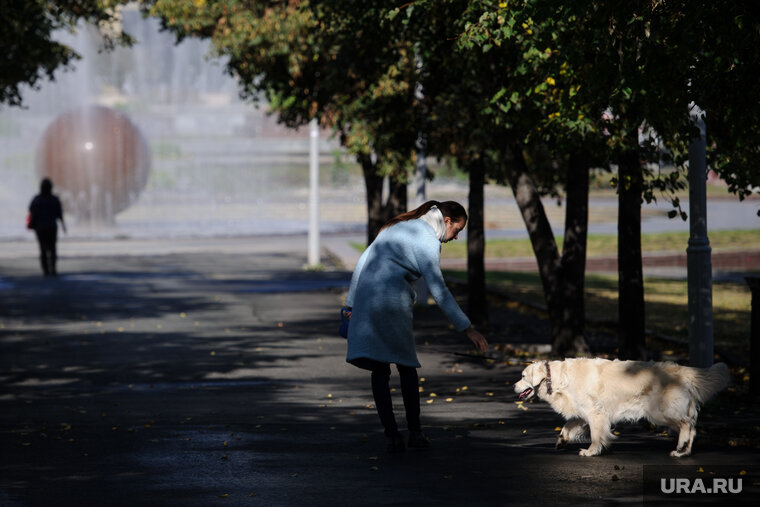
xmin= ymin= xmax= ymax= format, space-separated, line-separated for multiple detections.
xmin=28 ymin=178 xmax=66 ymax=276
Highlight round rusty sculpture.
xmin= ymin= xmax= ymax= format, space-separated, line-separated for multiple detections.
xmin=35 ymin=105 xmax=150 ymax=221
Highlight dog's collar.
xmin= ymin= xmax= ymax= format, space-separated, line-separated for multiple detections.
xmin=544 ymin=361 xmax=553 ymax=395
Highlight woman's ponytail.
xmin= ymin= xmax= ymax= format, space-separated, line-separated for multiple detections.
xmin=380 ymin=200 xmax=467 ymax=232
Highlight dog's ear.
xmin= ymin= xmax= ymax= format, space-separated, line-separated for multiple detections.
xmin=523 ymin=362 xmax=541 ymax=387
xmin=529 ymin=363 xmax=546 ymax=387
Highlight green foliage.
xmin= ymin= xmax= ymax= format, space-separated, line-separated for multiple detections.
xmin=458 ymin=0 xmax=760 ymax=200
xmin=148 ymin=0 xmax=422 ymax=180
xmin=145 ymin=0 xmax=759 ymax=202
xmin=1 ymin=0 xmax=134 ymax=107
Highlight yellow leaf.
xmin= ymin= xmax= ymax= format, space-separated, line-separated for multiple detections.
xmin=218 ymin=493 xmax=228 ymax=498
xmin=180 ymin=312 xmax=186 ymax=318
xmin=426 ymin=399 xmax=434 ymax=404
xmin=445 ymin=398 xmax=453 ymax=403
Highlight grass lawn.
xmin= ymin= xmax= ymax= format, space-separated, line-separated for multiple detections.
xmin=443 ymin=269 xmax=752 ymax=357
xmin=439 ymin=229 xmax=760 ymax=259
xmin=353 ymin=229 xmax=758 ymax=355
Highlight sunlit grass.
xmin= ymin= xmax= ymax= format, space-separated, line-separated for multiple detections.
xmin=352 ymin=229 xmax=757 ymax=352
xmin=440 ymin=229 xmax=760 ymax=259
xmin=444 ymin=269 xmax=752 ymax=354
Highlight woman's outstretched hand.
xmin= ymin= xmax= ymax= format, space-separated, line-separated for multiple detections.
xmin=464 ymin=326 xmax=488 ymax=353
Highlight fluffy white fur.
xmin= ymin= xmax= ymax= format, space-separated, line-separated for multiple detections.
xmin=513 ymin=358 xmax=730 ymax=457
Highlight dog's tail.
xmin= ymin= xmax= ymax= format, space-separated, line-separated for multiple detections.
xmin=688 ymin=362 xmax=730 ymax=404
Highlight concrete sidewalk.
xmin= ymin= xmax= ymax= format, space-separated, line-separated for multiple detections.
xmin=1 ymin=236 xmax=758 ymax=506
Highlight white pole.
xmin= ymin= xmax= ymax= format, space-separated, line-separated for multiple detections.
xmin=308 ymin=118 xmax=320 ymax=267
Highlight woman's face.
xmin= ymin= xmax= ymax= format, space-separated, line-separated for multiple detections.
xmin=443 ymin=217 xmax=466 ymax=243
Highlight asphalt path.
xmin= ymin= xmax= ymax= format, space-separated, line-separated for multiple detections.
xmin=1 ymin=236 xmax=758 ymax=506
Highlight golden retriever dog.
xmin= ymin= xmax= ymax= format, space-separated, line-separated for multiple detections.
xmin=514 ymin=358 xmax=729 ymax=457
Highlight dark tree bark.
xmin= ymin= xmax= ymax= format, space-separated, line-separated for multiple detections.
xmin=467 ymin=159 xmax=488 ymax=326
xmin=505 ymin=144 xmax=591 ymax=356
xmin=359 ymin=153 xmax=407 ymax=245
xmin=617 ymin=143 xmax=647 ymax=360
xmin=554 ymin=150 xmax=591 ymax=356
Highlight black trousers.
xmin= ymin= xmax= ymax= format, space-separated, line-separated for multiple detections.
xmin=35 ymin=227 xmax=58 ymax=275
xmin=350 ymin=358 xmax=421 ymax=437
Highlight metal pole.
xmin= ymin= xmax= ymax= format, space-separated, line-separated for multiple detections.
xmin=687 ymin=104 xmax=713 ymax=367
xmin=307 ymin=118 xmax=320 ymax=267
xmin=746 ymin=277 xmax=760 ymax=396
xmin=412 ymin=52 xmax=430 ymax=306
xmin=412 ymin=133 xmax=430 ymax=306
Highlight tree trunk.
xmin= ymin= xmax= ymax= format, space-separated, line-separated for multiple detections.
xmin=360 ymin=154 xmax=385 ymax=245
xmin=505 ymin=145 xmax=593 ymax=356
xmin=617 ymin=144 xmax=647 ymax=360
xmin=467 ymin=160 xmax=488 ymax=326
xmin=359 ymin=154 xmax=407 ymax=245
xmin=505 ymin=147 xmax=564 ymax=350
xmin=387 ymin=175 xmax=408 ymax=227
xmin=555 ymin=151 xmax=591 ymax=356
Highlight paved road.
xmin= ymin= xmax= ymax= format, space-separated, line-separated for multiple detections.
xmin=1 ymin=237 xmax=758 ymax=506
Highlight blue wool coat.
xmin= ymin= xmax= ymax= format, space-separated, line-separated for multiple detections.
xmin=345 ymin=219 xmax=471 ymax=368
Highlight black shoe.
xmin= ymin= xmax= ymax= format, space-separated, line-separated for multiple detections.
xmin=408 ymin=431 xmax=430 ymax=450
xmin=386 ymin=434 xmax=406 ymax=453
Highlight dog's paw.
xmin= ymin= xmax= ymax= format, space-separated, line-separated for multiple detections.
xmin=669 ymin=450 xmax=690 ymax=458
xmin=579 ymin=447 xmax=601 ymax=457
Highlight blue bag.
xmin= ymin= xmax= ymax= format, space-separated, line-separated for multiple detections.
xmin=339 ymin=307 xmax=350 ymax=339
